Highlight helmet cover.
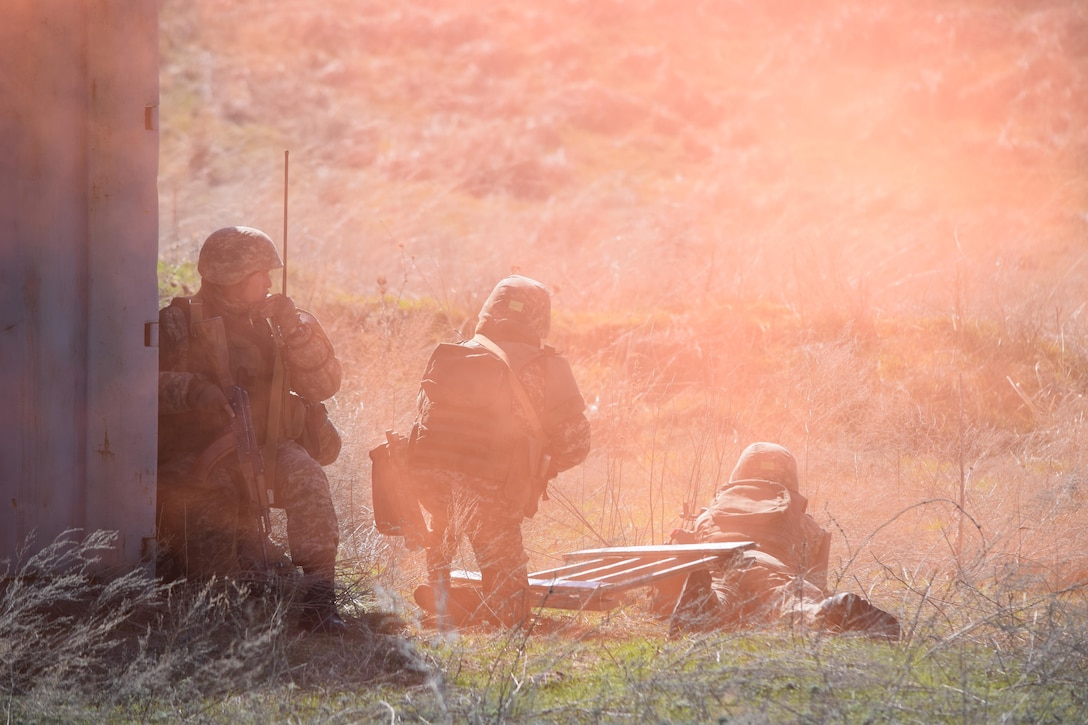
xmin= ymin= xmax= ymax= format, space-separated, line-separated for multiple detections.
xmin=476 ymin=275 xmax=552 ymax=341
xmin=197 ymin=226 xmax=283 ymax=286
xmin=729 ymin=442 xmax=799 ymax=491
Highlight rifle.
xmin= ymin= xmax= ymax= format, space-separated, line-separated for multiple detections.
xmin=191 ymin=314 xmax=273 ymax=567
xmin=227 ymin=384 xmax=273 ymax=546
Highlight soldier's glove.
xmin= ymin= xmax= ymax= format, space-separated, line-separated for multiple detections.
xmin=669 ymin=528 xmax=697 ymax=545
xmin=186 ymin=378 xmax=232 ymax=418
xmin=262 ymin=293 xmax=302 ymax=336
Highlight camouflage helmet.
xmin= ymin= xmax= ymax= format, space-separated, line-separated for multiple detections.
xmin=729 ymin=442 xmax=799 ymax=491
xmin=476 ymin=275 xmax=552 ymax=341
xmin=197 ymin=226 xmax=283 ymax=286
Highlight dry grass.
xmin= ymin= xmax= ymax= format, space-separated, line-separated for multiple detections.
xmin=9 ymin=530 xmax=1086 ymax=723
xmin=12 ymin=0 xmax=1088 ymax=720
xmin=1 ymin=530 xmax=435 ymax=722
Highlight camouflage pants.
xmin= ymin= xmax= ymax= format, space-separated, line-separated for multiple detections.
xmin=710 ymin=552 xmax=901 ymax=638
xmin=158 ymin=440 xmax=338 ymax=579
xmin=711 ymin=550 xmax=826 ymax=628
xmin=416 ymin=469 xmax=530 ymax=625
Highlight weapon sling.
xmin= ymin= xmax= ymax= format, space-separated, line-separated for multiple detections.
xmin=472 ymin=334 xmax=550 ymax=494
xmin=472 ymin=334 xmax=546 ymax=438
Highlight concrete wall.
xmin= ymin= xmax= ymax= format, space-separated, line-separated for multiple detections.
xmin=0 ymin=1 xmax=159 ymax=569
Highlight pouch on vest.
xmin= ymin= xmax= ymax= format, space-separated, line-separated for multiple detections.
xmin=301 ymin=399 xmax=342 ymax=466
xmin=516 ymin=435 xmax=552 ymax=518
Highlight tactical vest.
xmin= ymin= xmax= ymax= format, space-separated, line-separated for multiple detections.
xmin=161 ymin=295 xmax=340 ymax=465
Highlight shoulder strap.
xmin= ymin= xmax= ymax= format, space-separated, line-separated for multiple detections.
xmin=472 ymin=334 xmax=546 ymax=440
xmin=168 ymin=296 xmax=202 ymax=328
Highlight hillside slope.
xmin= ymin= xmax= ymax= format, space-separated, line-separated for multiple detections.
xmin=159 ymin=0 xmax=1088 ymax=591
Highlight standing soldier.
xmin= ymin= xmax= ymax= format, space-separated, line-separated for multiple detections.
xmin=157 ymin=226 xmax=346 ymax=634
xmin=410 ymin=275 xmax=591 ymax=628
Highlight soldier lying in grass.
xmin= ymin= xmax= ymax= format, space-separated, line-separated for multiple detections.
xmin=664 ymin=442 xmax=901 ymax=640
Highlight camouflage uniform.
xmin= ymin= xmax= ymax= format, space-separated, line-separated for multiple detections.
xmin=692 ymin=442 xmax=899 ymax=639
xmin=412 ymin=275 xmax=591 ymax=627
xmin=157 ymin=226 xmax=344 ymax=632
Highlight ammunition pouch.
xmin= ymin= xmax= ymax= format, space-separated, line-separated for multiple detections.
xmin=510 ymin=436 xmax=552 ymax=519
xmin=300 ymin=398 xmax=341 ymax=466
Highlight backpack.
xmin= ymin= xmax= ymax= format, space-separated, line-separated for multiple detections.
xmin=410 ymin=340 xmax=536 ymax=484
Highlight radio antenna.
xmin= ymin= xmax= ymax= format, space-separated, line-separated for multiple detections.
xmin=282 ymin=149 xmax=289 ymax=297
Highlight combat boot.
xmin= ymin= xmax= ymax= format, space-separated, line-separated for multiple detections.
xmin=297 ymin=578 xmax=347 ymax=635
xmin=815 ymin=592 xmax=900 ymax=641
xmin=480 ymin=566 xmax=531 ymax=629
